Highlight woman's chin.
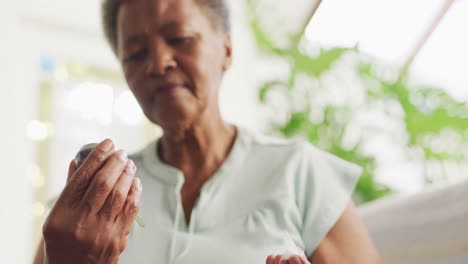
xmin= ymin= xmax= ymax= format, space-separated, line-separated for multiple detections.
xmin=149 ymin=109 xmax=199 ymax=130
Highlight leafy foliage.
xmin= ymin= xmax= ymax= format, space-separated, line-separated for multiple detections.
xmin=247 ymin=0 xmax=468 ymax=204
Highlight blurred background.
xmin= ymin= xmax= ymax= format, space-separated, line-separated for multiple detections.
xmin=1 ymin=0 xmax=467 ymax=263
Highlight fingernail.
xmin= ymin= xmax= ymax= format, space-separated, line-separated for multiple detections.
xmin=136 ymin=177 xmax=142 ymax=191
xmin=117 ymin=149 xmax=128 ymax=161
xmin=99 ymin=139 xmax=113 ymax=152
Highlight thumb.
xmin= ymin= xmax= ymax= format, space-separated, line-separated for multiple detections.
xmin=67 ymin=159 xmax=77 ymax=182
xmin=52 ymin=159 xmax=79 ymax=209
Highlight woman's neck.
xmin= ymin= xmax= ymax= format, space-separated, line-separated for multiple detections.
xmin=158 ymin=116 xmax=237 ymax=181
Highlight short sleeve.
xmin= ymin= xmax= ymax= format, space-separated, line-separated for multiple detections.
xmin=295 ymin=142 xmax=362 ymax=257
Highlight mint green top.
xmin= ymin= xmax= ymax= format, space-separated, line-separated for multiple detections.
xmin=121 ymin=126 xmax=361 ymax=263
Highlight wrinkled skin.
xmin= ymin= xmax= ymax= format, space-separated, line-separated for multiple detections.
xmin=42 ymin=139 xmax=142 ymax=264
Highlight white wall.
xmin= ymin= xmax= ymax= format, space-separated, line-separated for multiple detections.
xmin=1 ymin=2 xmax=34 ymax=263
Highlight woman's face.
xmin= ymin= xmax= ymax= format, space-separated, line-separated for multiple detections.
xmin=116 ymin=0 xmax=232 ymax=128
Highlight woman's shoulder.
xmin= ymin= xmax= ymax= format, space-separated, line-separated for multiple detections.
xmin=242 ymin=127 xmax=360 ymax=174
xmin=240 ymin=127 xmax=314 ymax=165
xmin=244 ymin=127 xmax=319 ymax=155
xmin=243 ymin=127 xmax=304 ymax=149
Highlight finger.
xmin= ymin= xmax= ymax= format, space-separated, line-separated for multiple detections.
xmin=275 ymin=255 xmax=283 ymax=264
xmin=54 ymin=159 xmax=81 ymax=208
xmin=118 ymin=177 xmax=142 ymax=235
xmin=301 ymin=256 xmax=311 ymax=264
xmin=64 ymin=139 xmax=114 ymax=195
xmin=120 ymin=236 xmax=129 ymax=254
xmin=81 ymin=149 xmax=128 ymax=215
xmin=67 ymin=159 xmax=77 ymax=182
xmin=99 ymin=160 xmax=136 ymax=220
xmin=289 ymin=256 xmax=302 ymax=264
xmin=266 ymin=255 xmax=275 ymax=264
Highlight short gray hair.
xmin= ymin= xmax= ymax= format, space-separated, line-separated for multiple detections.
xmin=102 ymin=0 xmax=231 ymax=53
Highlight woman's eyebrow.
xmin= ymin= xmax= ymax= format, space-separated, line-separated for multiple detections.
xmin=124 ymin=35 xmax=146 ymax=46
xmin=123 ymin=22 xmax=190 ymax=46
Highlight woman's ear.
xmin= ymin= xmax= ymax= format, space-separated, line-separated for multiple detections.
xmin=222 ymin=33 xmax=232 ymax=71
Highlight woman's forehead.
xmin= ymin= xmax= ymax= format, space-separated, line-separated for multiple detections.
xmin=118 ymin=0 xmax=207 ymax=34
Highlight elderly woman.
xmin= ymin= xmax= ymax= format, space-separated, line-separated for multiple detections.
xmin=34 ymin=0 xmax=380 ymax=263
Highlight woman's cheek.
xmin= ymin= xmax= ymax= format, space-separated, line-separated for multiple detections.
xmin=124 ymin=65 xmax=138 ymax=83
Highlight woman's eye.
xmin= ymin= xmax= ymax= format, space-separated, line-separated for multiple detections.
xmin=125 ymin=49 xmax=147 ymax=62
xmin=167 ymin=36 xmax=192 ymax=46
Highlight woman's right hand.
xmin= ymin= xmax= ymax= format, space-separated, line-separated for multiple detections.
xmin=42 ymin=139 xmax=142 ymax=264
xmin=266 ymin=255 xmax=311 ymax=264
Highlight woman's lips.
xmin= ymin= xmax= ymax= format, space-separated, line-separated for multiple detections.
xmin=156 ymin=83 xmax=183 ymax=95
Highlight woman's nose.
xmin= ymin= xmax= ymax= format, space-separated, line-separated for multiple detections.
xmin=145 ymin=41 xmax=177 ymax=76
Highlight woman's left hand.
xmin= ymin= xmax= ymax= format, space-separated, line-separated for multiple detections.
xmin=266 ymin=254 xmax=311 ymax=264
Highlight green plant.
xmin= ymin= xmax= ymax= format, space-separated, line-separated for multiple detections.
xmin=247 ymin=0 xmax=468 ymax=204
